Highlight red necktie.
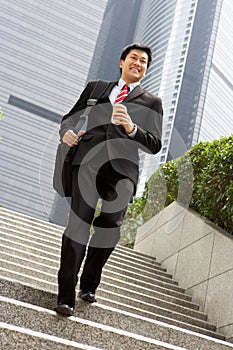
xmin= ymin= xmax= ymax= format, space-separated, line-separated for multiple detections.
xmin=114 ymin=84 xmax=129 ymax=104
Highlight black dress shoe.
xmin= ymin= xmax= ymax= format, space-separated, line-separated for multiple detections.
xmin=78 ymin=291 xmax=97 ymax=303
xmin=54 ymin=304 xmax=74 ymax=316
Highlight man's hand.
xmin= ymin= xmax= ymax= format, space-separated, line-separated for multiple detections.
xmin=111 ymin=106 xmax=134 ymax=134
xmin=62 ymin=130 xmax=85 ymax=147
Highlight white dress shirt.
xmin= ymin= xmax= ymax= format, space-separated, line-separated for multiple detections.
xmin=109 ymin=78 xmax=139 ymax=137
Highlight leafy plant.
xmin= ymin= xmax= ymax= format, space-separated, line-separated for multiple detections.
xmin=120 ymin=185 xmax=148 ymax=248
xmin=189 ymin=136 xmax=233 ymax=233
xmin=121 ymin=134 xmax=233 ymax=247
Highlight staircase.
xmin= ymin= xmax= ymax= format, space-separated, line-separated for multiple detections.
xmin=0 ymin=207 xmax=233 ymax=350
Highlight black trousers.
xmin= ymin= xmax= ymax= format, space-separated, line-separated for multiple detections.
xmin=57 ymin=158 xmax=134 ymax=307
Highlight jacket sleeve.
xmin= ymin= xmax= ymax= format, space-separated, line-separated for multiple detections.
xmin=132 ymin=97 xmax=163 ymax=155
xmin=59 ymin=81 xmax=92 ymax=140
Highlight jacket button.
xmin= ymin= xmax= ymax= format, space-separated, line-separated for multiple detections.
xmin=107 ymin=130 xmax=112 ymax=136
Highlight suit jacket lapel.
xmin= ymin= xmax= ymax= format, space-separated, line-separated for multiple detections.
xmin=94 ymin=81 xmax=145 ymax=103
xmin=100 ymin=81 xmax=118 ymax=100
xmin=124 ymin=85 xmax=145 ymax=102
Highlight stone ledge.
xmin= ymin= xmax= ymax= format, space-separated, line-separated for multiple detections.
xmin=134 ymin=202 xmax=233 ymax=341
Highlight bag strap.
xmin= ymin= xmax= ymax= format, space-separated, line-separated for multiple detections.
xmin=73 ymin=80 xmax=110 ymax=134
xmin=89 ymin=79 xmax=110 ymax=100
xmin=80 ymin=80 xmax=110 ymax=117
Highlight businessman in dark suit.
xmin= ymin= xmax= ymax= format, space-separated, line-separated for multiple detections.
xmin=55 ymin=43 xmax=163 ymax=316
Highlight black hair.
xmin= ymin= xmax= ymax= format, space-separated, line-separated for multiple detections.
xmin=120 ymin=43 xmax=152 ymax=69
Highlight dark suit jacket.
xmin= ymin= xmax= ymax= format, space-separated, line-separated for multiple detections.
xmin=59 ymin=80 xmax=163 ymax=186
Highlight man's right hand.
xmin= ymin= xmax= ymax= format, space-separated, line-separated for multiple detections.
xmin=62 ymin=130 xmax=85 ymax=147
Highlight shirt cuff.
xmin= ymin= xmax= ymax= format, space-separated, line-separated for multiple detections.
xmin=127 ymin=124 xmax=137 ymax=138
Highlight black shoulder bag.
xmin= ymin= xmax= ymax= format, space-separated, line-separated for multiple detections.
xmin=53 ymin=80 xmax=109 ymax=197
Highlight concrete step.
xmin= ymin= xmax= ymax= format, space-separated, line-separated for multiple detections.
xmin=101 ymin=287 xmax=200 ymax=321
xmin=111 ymin=249 xmax=163 ymax=268
xmin=1 ymin=207 xmax=230 ymax=347
xmin=0 ymin=278 xmax=225 ymax=340
xmin=1 ymin=251 xmax=191 ymax=310
xmin=108 ymin=256 xmax=172 ymax=278
xmin=0 ymin=271 xmax=214 ymax=333
xmin=0 ymin=249 xmax=191 ymax=306
xmin=104 ymin=261 xmax=177 ymax=285
xmin=0 ymin=278 xmax=209 ymax=339
xmin=0 ymin=229 xmax=60 ymax=254
xmin=0 ymin=260 xmax=205 ymax=324
xmin=92 ymin=295 xmax=216 ymax=335
xmin=0 ymin=216 xmax=158 ymax=264
xmin=0 ymin=245 xmax=184 ymax=296
xmin=1 ymin=263 xmax=183 ymax=308
xmin=0 ymin=297 xmax=193 ymax=350
xmin=1 ymin=219 xmax=62 ymax=240
xmin=0 ymin=246 xmax=184 ymax=301
xmin=0 ymin=234 xmax=59 ymax=261
xmin=102 ymin=269 xmax=183 ymax=293
xmin=0 ymin=225 xmax=160 ymax=269
xmin=0 ymin=207 xmax=161 ymax=263
xmin=100 ymin=273 xmax=190 ymax=301
xmin=0 ymin=322 xmax=105 ymax=350
xmin=99 ymin=279 xmax=198 ymax=310
xmin=0 ymin=253 xmax=187 ymax=310
xmin=0 ymin=242 xmax=59 ymax=268
xmin=0 ymin=208 xmax=64 ymax=235
xmin=1 ymin=294 xmax=232 ymax=349
xmin=0 ymin=236 xmax=165 ymax=275
xmin=0 ymin=235 xmax=179 ymax=287
xmin=0 ymin=226 xmax=171 ymax=279
xmin=109 ymin=251 xmax=167 ymax=277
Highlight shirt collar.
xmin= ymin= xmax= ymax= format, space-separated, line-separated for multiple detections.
xmin=118 ymin=78 xmax=140 ymax=92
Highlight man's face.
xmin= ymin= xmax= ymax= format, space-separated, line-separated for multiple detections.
xmin=120 ymin=49 xmax=149 ymax=83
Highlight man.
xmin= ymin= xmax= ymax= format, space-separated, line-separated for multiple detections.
xmin=55 ymin=43 xmax=163 ymax=316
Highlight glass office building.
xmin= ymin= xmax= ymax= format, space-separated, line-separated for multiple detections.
xmin=194 ymin=0 xmax=233 ymax=143
xmin=1 ymin=0 xmax=232 ymax=222
xmin=0 ymin=0 xmax=107 ymax=221
xmin=87 ymin=0 xmax=141 ymax=82
xmin=133 ymin=0 xmax=233 ymax=193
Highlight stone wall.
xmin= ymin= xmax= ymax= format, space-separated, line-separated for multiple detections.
xmin=134 ymin=201 xmax=233 ymax=342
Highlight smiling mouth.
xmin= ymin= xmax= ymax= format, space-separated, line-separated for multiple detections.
xmin=130 ymin=67 xmax=140 ymax=73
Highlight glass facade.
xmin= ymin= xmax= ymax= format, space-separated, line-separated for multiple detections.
xmin=132 ymin=0 xmax=232 ymax=194
xmin=134 ymin=0 xmax=198 ymax=192
xmin=0 ymin=0 xmax=107 ymax=220
xmin=173 ymin=0 xmax=222 ymax=150
xmin=197 ymin=0 xmax=233 ymax=142
xmin=87 ymin=0 xmax=141 ymax=82
xmin=1 ymin=0 xmax=232 ymax=221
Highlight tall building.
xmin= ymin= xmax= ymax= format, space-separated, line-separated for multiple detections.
xmin=87 ymin=0 xmax=141 ymax=82
xmin=86 ymin=0 xmax=146 ymax=194
xmin=87 ymin=0 xmax=233 ymax=194
xmin=134 ymin=0 xmax=233 ymax=173
xmin=0 ymin=0 xmax=107 ymax=221
xmin=1 ymin=0 xmax=232 ymax=222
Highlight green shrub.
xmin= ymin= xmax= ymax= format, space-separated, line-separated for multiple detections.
xmin=121 ymin=134 xmax=233 ymax=247
xmin=189 ymin=136 xmax=233 ymax=233
xmin=120 ymin=187 xmax=148 ymax=248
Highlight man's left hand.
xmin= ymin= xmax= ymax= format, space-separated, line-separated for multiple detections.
xmin=111 ymin=107 xmax=134 ymax=134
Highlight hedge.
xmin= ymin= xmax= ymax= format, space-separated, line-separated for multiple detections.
xmin=120 ymin=134 xmax=233 ymax=247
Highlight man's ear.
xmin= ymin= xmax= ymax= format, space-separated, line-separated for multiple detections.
xmin=119 ymin=59 xmax=124 ymax=68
